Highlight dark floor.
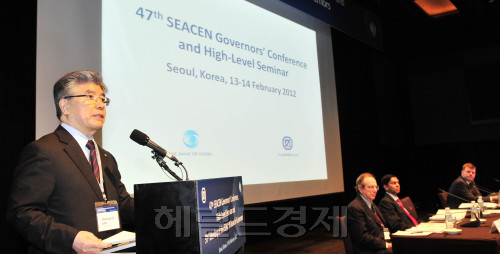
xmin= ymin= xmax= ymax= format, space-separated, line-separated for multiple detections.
xmin=243 ymin=210 xmax=435 ymax=253
xmin=245 ymin=228 xmax=346 ymax=254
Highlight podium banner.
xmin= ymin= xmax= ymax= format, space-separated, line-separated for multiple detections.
xmin=197 ymin=176 xmax=245 ymax=254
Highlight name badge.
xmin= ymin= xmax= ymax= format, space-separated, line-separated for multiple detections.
xmin=95 ymin=200 xmax=121 ymax=232
xmin=383 ymin=227 xmax=391 ymax=240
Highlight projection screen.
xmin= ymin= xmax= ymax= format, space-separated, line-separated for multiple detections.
xmin=36 ymin=0 xmax=344 ymax=204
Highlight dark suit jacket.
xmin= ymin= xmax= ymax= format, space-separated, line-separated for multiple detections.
xmin=7 ymin=126 xmax=135 ymax=254
xmin=347 ymin=196 xmax=388 ymax=254
xmin=378 ymin=194 xmax=415 ymax=233
xmin=448 ymin=176 xmax=483 ymax=209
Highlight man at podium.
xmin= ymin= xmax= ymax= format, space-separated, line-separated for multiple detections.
xmin=7 ymin=71 xmax=135 ymax=254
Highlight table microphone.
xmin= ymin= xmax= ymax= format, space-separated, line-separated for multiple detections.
xmin=474 ymin=184 xmax=493 ymax=194
xmin=461 ymin=211 xmax=481 ymax=228
xmin=439 ymin=188 xmax=484 ymax=226
xmin=438 ymin=188 xmax=470 ymax=202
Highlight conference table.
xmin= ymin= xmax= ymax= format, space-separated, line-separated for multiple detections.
xmin=391 ymin=211 xmax=500 ymax=254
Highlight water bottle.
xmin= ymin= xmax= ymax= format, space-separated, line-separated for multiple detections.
xmin=477 ymin=196 xmax=485 ymax=214
xmin=470 ymin=200 xmax=478 ymax=221
xmin=444 ymin=207 xmax=454 ymax=229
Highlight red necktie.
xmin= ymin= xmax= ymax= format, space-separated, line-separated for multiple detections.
xmin=371 ymin=205 xmax=384 ymax=227
xmin=397 ymin=198 xmax=419 ymax=226
xmin=86 ymin=140 xmax=100 ymax=182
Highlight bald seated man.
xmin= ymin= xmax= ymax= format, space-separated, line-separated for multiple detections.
xmin=347 ymin=173 xmax=392 ymax=254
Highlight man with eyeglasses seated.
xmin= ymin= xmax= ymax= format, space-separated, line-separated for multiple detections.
xmin=7 ymin=71 xmax=134 ymax=254
xmin=378 ymin=174 xmax=419 ymax=233
xmin=347 ymin=173 xmax=392 ymax=254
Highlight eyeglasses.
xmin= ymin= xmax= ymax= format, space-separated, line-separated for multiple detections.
xmin=364 ymin=185 xmax=379 ymax=190
xmin=64 ymin=94 xmax=110 ymax=106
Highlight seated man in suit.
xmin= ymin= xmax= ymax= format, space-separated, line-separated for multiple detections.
xmin=378 ymin=174 xmax=419 ymax=233
xmin=448 ymin=163 xmax=499 ymax=209
xmin=347 ymin=173 xmax=392 ymax=254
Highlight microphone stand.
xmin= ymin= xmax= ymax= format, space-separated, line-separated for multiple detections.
xmin=438 ymin=188 xmax=471 ymax=202
xmin=152 ymin=151 xmax=182 ymax=181
xmin=474 ymin=184 xmax=495 ymax=195
xmin=174 ymin=161 xmax=189 ymax=181
xmin=439 ymin=188 xmax=486 ymax=218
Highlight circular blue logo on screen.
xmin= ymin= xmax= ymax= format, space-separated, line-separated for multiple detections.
xmin=282 ymin=136 xmax=293 ymax=150
xmin=183 ymin=130 xmax=199 ymax=148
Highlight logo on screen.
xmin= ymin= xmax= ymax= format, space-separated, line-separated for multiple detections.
xmin=282 ymin=136 xmax=293 ymax=150
xmin=183 ymin=130 xmax=199 ymax=148
xmin=201 ymin=187 xmax=206 ymax=203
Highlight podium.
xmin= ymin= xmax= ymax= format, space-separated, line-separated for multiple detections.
xmin=134 ymin=176 xmax=245 ymax=253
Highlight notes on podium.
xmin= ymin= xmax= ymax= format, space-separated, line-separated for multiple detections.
xmin=99 ymin=231 xmax=136 ymax=253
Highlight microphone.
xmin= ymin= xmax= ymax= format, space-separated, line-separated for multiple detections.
xmin=474 ymin=184 xmax=493 ymax=194
xmin=460 ymin=211 xmax=481 ymax=228
xmin=494 ymin=178 xmax=500 ymax=184
xmin=438 ymin=188 xmax=470 ymax=202
xmin=130 ymin=129 xmax=179 ymax=163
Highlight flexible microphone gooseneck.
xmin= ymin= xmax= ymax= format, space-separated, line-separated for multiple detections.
xmin=438 ymin=188 xmax=470 ymax=202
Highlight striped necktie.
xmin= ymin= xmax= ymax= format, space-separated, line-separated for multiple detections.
xmin=85 ymin=140 xmax=100 ymax=182
xmin=371 ymin=204 xmax=384 ymax=227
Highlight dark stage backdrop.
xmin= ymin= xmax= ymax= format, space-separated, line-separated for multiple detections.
xmin=3 ymin=0 xmax=500 ymax=252
xmin=1 ymin=2 xmax=36 ymax=253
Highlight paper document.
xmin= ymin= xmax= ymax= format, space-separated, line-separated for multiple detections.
xmin=102 ymin=231 xmax=135 ymax=244
xmin=407 ymin=222 xmax=446 ymax=233
xmin=483 ymin=209 xmax=500 ymax=215
xmin=459 ymin=202 xmax=498 ymax=209
xmin=429 ymin=210 xmax=466 ymax=221
xmin=393 ymin=230 xmax=432 ymax=236
xmin=435 ymin=209 xmax=468 ymax=215
xmin=99 ymin=231 xmax=136 ymax=253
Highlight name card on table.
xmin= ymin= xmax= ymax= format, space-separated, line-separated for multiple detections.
xmin=490 ymin=219 xmax=500 ymax=233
